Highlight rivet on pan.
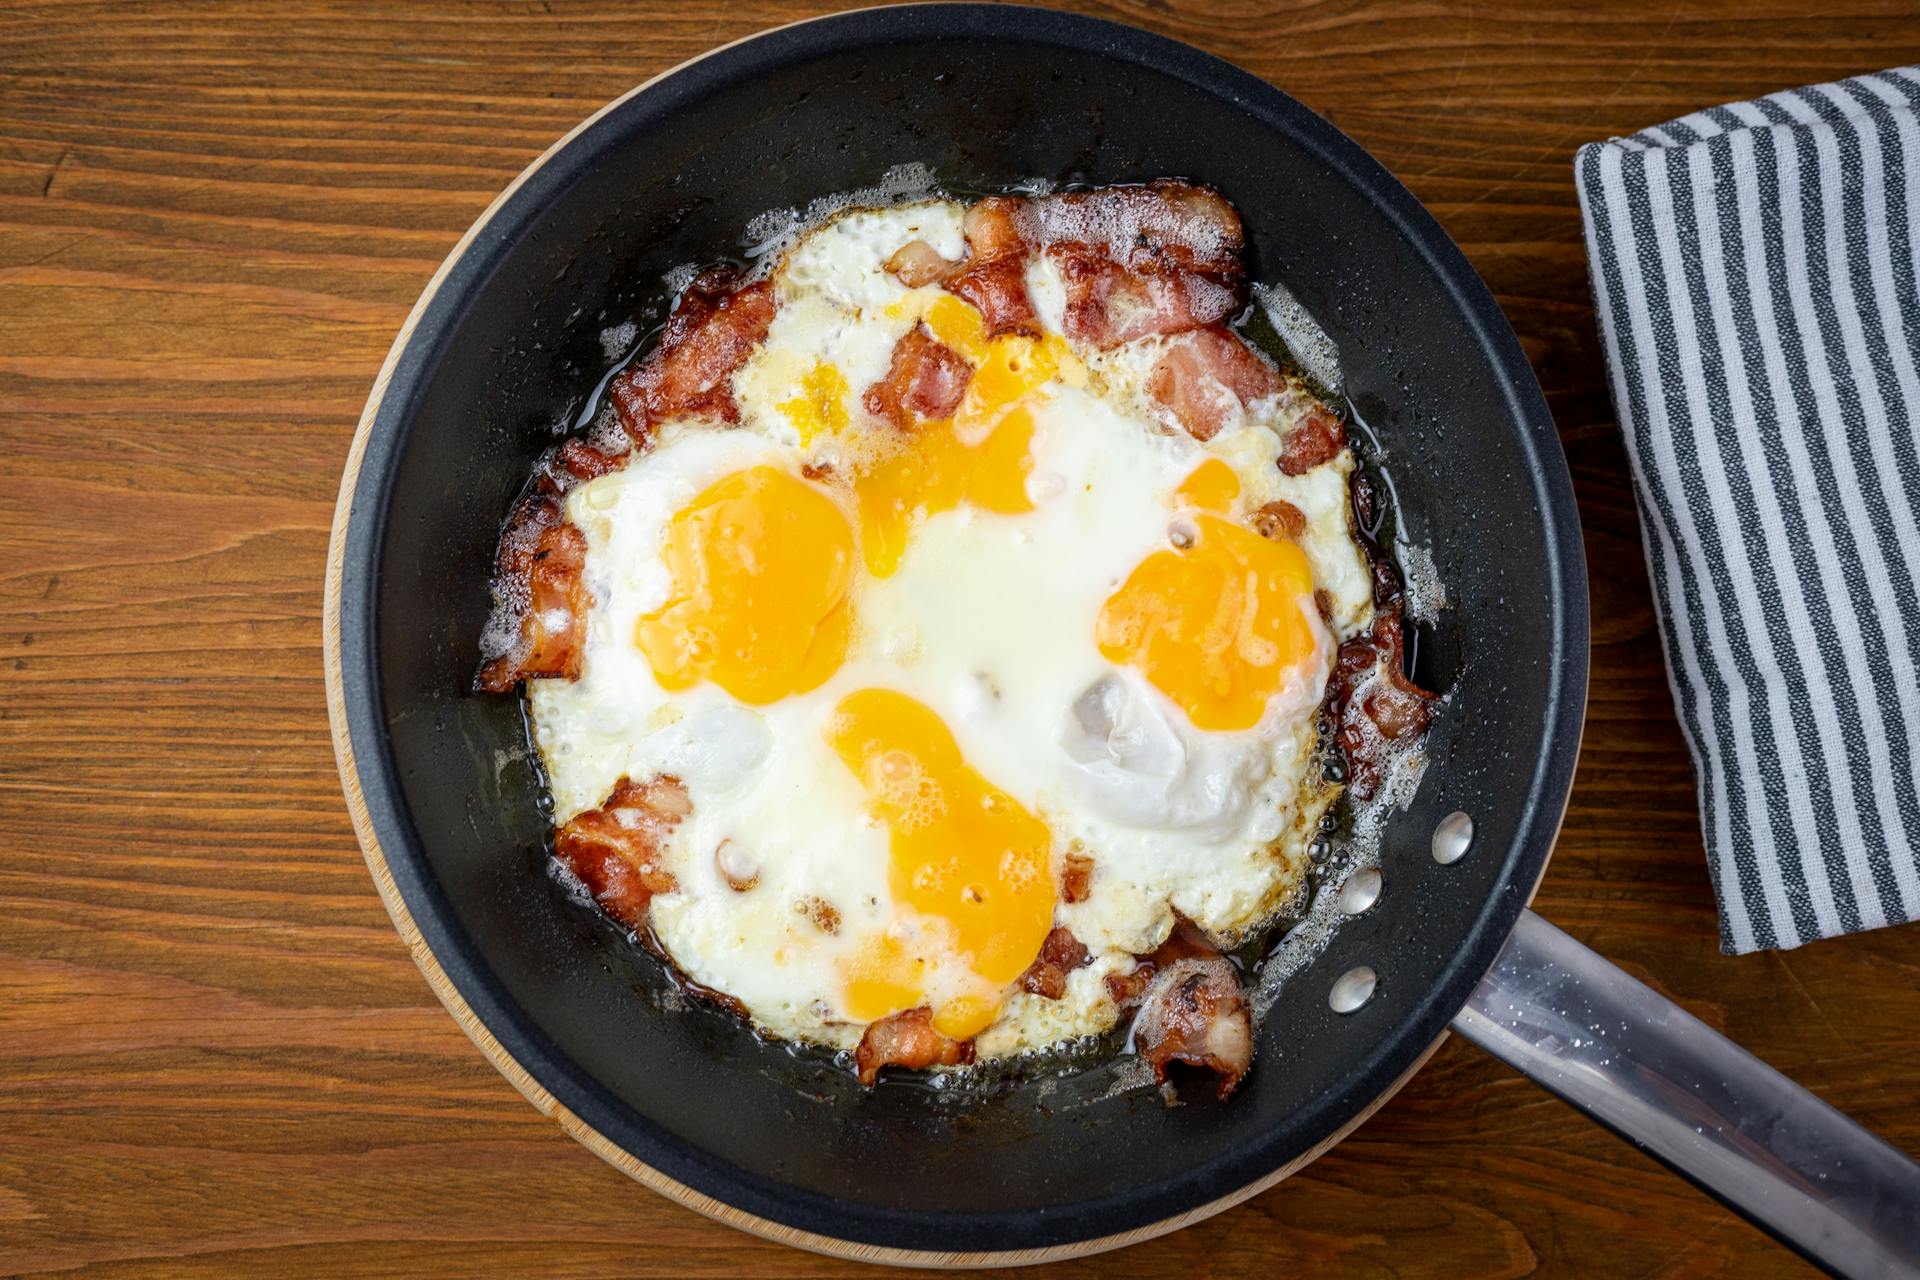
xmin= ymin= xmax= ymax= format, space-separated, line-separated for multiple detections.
xmin=1432 ymin=811 xmax=1474 ymax=865
xmin=1329 ymin=966 xmax=1377 ymax=1015
xmin=1338 ymin=867 xmax=1382 ymax=915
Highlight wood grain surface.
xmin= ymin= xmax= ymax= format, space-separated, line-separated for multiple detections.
xmin=4 ymin=1 xmax=1919 ymax=1275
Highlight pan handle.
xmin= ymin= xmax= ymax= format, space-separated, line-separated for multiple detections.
xmin=1450 ymin=909 xmax=1920 ymax=1278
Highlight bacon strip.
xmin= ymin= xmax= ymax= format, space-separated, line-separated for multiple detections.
xmin=1024 ymin=181 xmax=1245 ymax=274
xmin=474 ymin=496 xmax=590 ymax=693
xmin=862 ymin=323 xmax=973 ymax=428
xmin=1146 ymin=325 xmax=1281 ymax=441
xmin=944 ymin=197 xmax=1038 ymax=338
xmin=1109 ymin=921 xmax=1252 ymax=1099
xmin=553 ymin=775 xmax=688 ymax=930
xmin=853 ymin=1007 xmax=975 ymax=1085
xmin=1322 ymin=473 xmax=1440 ymax=799
xmin=1278 ymin=401 xmax=1347 ymax=475
xmin=1018 ymin=926 xmax=1091 ymax=1000
xmin=609 ymin=268 xmax=775 ymax=439
xmin=540 ymin=436 xmax=629 ymax=494
xmin=932 ymin=182 xmax=1249 ymax=350
xmin=1029 ymin=182 xmax=1247 ymax=350
xmin=1327 ymin=610 xmax=1437 ymax=800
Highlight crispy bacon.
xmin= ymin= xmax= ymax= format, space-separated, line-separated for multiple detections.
xmin=1318 ymin=469 xmax=1438 ymax=797
xmin=945 ymin=197 xmax=1038 ymax=338
xmin=862 ymin=323 xmax=973 ymax=428
xmin=1111 ymin=921 xmax=1252 ymax=1099
xmin=1105 ymin=919 xmax=1210 ymax=1009
xmin=1278 ymin=402 xmax=1347 ymax=475
xmin=608 ymin=268 xmax=775 ymax=438
xmin=938 ymin=183 xmax=1246 ymax=347
xmin=553 ymin=775 xmax=688 ymax=930
xmin=1350 ymin=472 xmax=1410 ymax=610
xmin=474 ymin=496 xmax=590 ymax=693
xmin=853 ymin=1007 xmax=975 ymax=1085
xmin=1327 ymin=610 xmax=1438 ymax=799
xmin=1018 ymin=926 xmax=1090 ymax=1000
xmin=886 ymin=238 xmax=959 ymax=287
xmin=1061 ymin=851 xmax=1094 ymax=904
xmin=1029 ymin=182 xmax=1246 ymax=350
xmin=1048 ymin=248 xmax=1235 ymax=350
xmin=1025 ymin=181 xmax=1244 ymax=273
xmin=1104 ymin=965 xmax=1155 ymax=1009
xmin=480 ymin=271 xmax=774 ymax=695
xmin=1146 ymin=326 xmax=1281 ymax=441
xmin=540 ymin=436 xmax=628 ymax=494
xmin=1135 ymin=958 xmax=1253 ymax=1099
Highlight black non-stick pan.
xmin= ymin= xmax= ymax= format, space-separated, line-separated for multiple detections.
xmin=322 ymin=6 xmax=1920 ymax=1270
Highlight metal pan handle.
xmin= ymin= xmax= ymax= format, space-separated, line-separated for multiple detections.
xmin=1451 ymin=909 xmax=1920 ymax=1278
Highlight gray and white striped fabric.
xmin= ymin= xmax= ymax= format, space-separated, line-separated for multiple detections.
xmin=1576 ymin=68 xmax=1920 ymax=954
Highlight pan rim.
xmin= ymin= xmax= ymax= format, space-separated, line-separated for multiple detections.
xmin=323 ymin=2 xmax=1590 ymax=1262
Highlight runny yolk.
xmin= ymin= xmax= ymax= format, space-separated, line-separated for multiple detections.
xmin=827 ymin=688 xmax=1056 ymax=1039
xmin=854 ymin=295 xmax=1075 ymax=577
xmin=1097 ymin=515 xmax=1319 ymax=732
xmin=1175 ymin=457 xmax=1241 ymax=513
xmin=634 ymin=465 xmax=854 ymax=704
xmin=778 ymin=361 xmax=851 ymax=445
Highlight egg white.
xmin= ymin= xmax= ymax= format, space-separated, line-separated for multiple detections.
xmin=529 ymin=200 xmax=1371 ymax=1058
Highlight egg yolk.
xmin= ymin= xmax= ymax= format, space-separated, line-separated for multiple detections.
xmin=634 ymin=465 xmax=854 ymax=704
xmin=1097 ymin=515 xmax=1319 ymax=732
xmin=778 ymin=361 xmax=851 ymax=445
xmin=827 ymin=688 xmax=1056 ymax=1039
xmin=855 ymin=296 xmax=1075 ymax=577
xmin=922 ymin=293 xmax=990 ymax=362
xmin=1175 ymin=457 xmax=1241 ymax=513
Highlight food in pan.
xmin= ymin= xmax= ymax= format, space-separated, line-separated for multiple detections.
xmin=475 ymin=181 xmax=1436 ymax=1096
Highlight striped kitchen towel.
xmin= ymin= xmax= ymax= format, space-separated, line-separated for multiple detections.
xmin=1576 ymin=69 xmax=1920 ymax=954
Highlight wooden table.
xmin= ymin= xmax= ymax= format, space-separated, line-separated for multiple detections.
xmin=5 ymin=2 xmax=1918 ymax=1274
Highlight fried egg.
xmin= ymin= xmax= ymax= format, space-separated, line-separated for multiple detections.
xmin=529 ymin=201 xmax=1374 ymax=1059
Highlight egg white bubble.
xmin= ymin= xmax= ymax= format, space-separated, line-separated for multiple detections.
xmin=530 ymin=199 xmax=1369 ymax=1059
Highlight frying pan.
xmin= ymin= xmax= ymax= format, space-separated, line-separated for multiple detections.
xmin=321 ymin=6 xmax=1920 ymax=1271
